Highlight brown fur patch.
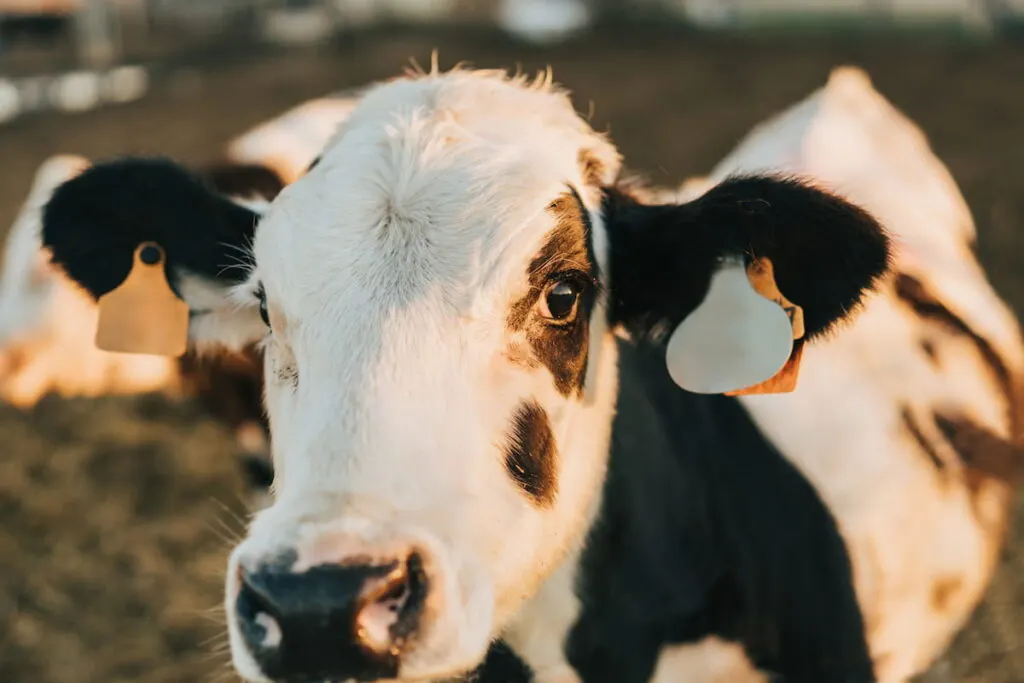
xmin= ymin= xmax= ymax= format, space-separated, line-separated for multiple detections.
xmin=893 ymin=274 xmax=1024 ymax=546
xmin=902 ymin=407 xmax=946 ymax=471
xmin=503 ymin=401 xmax=558 ymax=507
xmin=504 ymin=341 xmax=541 ymax=369
xmin=933 ymin=413 xmax=1023 ymax=546
xmin=505 ymin=187 xmax=598 ymax=398
xmin=894 ymin=273 xmax=1020 ymax=432
xmin=930 ymin=576 xmax=964 ymax=613
xmin=919 ymin=338 xmax=938 ymax=364
xmin=934 ymin=415 xmax=1024 ymax=490
xmin=177 ymin=345 xmax=266 ymax=434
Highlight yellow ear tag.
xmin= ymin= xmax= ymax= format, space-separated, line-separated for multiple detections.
xmin=726 ymin=257 xmax=805 ymax=396
xmin=95 ymin=242 xmax=189 ymax=357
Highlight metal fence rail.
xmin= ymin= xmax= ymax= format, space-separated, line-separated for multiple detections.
xmin=1 ymin=0 xmax=1022 ymax=124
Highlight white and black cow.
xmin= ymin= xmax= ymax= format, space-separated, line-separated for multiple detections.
xmin=0 ymin=152 xmax=283 ymax=481
xmin=34 ymin=66 xmax=1023 ymax=683
xmin=0 ymin=86 xmax=367 ymax=499
xmin=0 ymin=106 xmax=362 ymax=498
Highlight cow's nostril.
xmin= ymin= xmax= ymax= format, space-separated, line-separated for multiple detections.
xmin=355 ymin=552 xmax=428 ymax=655
xmin=234 ymin=552 xmax=429 ymax=682
xmin=236 ymin=568 xmax=283 ymax=655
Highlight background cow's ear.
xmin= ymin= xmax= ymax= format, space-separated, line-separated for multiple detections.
xmin=41 ymin=156 xmax=266 ymax=350
xmin=605 ymin=175 xmax=891 ymax=390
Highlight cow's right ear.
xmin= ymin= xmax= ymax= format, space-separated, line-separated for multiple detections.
xmin=41 ymin=156 xmax=267 ymax=351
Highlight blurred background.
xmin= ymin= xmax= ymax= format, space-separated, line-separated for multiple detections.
xmin=0 ymin=1 xmax=1022 ymax=682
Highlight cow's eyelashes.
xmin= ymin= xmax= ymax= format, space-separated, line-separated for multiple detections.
xmin=256 ymin=284 xmax=270 ymax=329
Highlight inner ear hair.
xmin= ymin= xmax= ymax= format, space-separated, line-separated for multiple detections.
xmin=605 ymin=174 xmax=892 ymax=343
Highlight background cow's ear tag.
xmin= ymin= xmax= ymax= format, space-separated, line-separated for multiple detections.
xmin=95 ymin=242 xmax=189 ymax=357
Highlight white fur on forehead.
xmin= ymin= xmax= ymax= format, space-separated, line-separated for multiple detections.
xmin=253 ymin=68 xmax=619 ymax=312
xmin=325 ymin=68 xmax=620 ymax=185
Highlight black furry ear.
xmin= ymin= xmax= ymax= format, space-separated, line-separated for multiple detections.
xmin=605 ymin=175 xmax=892 ymax=343
xmin=199 ymin=162 xmax=285 ymax=202
xmin=41 ymin=156 xmax=261 ymax=302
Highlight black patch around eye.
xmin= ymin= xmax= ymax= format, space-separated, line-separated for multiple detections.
xmin=503 ymin=401 xmax=558 ymax=508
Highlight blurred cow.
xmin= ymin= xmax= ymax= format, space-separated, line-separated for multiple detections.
xmin=0 ymin=86 xmax=366 ymax=503
xmin=36 ymin=64 xmax=1023 ymax=683
xmin=670 ymin=65 xmax=1024 ymax=683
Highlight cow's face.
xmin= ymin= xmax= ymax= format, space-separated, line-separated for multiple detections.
xmin=41 ymin=70 xmax=891 ymax=683
xmin=230 ymin=72 xmax=624 ymax=682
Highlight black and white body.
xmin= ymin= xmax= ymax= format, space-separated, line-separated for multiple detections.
xmin=35 ymin=65 xmax=1023 ymax=683
xmin=671 ymin=65 xmax=1024 ymax=683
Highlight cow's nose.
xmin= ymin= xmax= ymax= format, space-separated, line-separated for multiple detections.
xmin=235 ymin=553 xmax=427 ymax=682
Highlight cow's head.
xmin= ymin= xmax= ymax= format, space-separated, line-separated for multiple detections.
xmin=40 ymin=69 xmax=890 ymax=683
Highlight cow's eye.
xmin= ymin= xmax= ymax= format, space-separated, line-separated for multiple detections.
xmin=539 ymin=279 xmax=580 ymax=323
xmin=256 ymin=285 xmax=270 ymax=328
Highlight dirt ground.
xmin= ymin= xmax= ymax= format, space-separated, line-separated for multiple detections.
xmin=0 ymin=24 xmax=1022 ymax=683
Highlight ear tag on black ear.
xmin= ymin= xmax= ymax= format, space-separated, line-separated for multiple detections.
xmin=665 ymin=256 xmax=803 ymax=395
xmin=95 ymin=242 xmax=189 ymax=357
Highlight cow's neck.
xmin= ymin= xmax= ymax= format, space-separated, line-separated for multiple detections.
xmin=502 ymin=337 xmax=871 ymax=683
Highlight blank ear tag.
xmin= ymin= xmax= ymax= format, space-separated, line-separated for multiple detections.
xmin=726 ymin=257 xmax=805 ymax=396
xmin=726 ymin=340 xmax=804 ymax=396
xmin=95 ymin=242 xmax=189 ymax=357
xmin=666 ymin=258 xmax=794 ymax=394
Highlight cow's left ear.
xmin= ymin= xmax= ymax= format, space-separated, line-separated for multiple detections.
xmin=605 ymin=175 xmax=892 ymax=393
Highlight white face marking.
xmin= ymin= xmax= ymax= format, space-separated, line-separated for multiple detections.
xmin=224 ymin=70 xmax=623 ymax=681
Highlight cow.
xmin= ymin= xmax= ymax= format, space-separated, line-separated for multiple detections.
xmin=0 ymin=151 xmax=282 ymax=485
xmin=0 ymin=87 xmax=366 ymax=502
xmin=33 ymin=64 xmax=1024 ymax=683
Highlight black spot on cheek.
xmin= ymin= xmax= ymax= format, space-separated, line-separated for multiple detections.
xmin=503 ymin=401 xmax=558 ymax=508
